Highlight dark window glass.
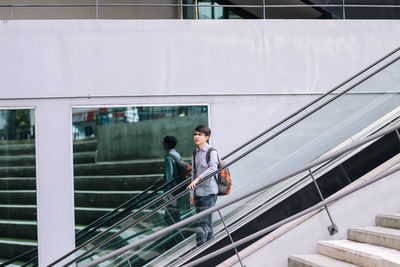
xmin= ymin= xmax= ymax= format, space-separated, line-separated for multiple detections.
xmin=265 ymin=6 xmax=343 ymax=19
xmin=0 ymin=109 xmax=37 ymax=265
xmin=345 ymin=7 xmax=400 ymax=19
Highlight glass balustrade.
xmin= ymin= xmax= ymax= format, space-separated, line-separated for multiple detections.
xmin=71 ymin=52 xmax=400 ymax=266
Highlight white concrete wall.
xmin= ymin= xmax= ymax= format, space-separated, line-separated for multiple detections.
xmin=0 ymin=20 xmax=400 ymax=266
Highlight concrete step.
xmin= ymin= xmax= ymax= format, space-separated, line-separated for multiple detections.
xmin=74 ymin=159 xmax=164 ymax=176
xmin=0 ymin=159 xmax=163 ymax=178
xmin=73 ymin=139 xmax=97 ymax=153
xmin=74 ymin=190 xmax=160 ymax=208
xmin=0 ymin=238 xmax=37 ymax=262
xmin=0 ymin=178 xmax=36 ymax=190
xmin=74 ymin=174 xmax=163 ymax=191
xmin=288 ymin=254 xmax=359 ymax=267
xmin=0 ymin=191 xmax=36 ymax=205
xmin=0 ymin=139 xmax=95 ymax=153
xmin=0 ymin=205 xmax=37 ymax=221
xmin=0 ymin=143 xmax=35 ymax=156
xmin=348 ymin=226 xmax=400 ymax=250
xmin=0 ymin=152 xmax=94 ymax=167
xmin=0 ymin=166 xmax=35 ymax=178
xmin=75 ymin=206 xmax=165 ymax=227
xmin=0 ymin=174 xmax=164 ymax=191
xmin=0 ymin=199 xmax=165 ymax=225
xmin=0 ymin=155 xmax=35 ymax=166
xmin=74 ymin=151 xmax=96 ymax=164
xmin=376 ymin=213 xmax=400 ymax=230
xmin=0 ymin=220 xmax=37 ymax=240
xmin=318 ymin=239 xmax=400 ymax=266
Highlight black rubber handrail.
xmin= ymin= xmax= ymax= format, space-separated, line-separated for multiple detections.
xmin=84 ymin=121 xmax=400 ymax=267
xmin=59 ymin=48 xmax=400 ymax=266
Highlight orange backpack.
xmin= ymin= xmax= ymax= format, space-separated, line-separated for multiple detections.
xmin=206 ymin=148 xmax=232 ymax=196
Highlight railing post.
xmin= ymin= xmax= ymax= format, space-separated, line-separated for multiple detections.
xmin=124 ymin=252 xmax=133 ymax=267
xmin=10 ymin=1 xmax=13 ymax=20
xmin=96 ymin=0 xmax=99 ymax=19
xmin=194 ymin=0 xmax=198 ymax=19
xmin=217 ymin=210 xmax=245 ymax=267
xmin=342 ymin=0 xmax=346 ymax=19
xmin=180 ymin=0 xmax=183 ymax=19
xmin=163 ymin=199 xmax=186 ymax=240
xmin=308 ymin=169 xmax=338 ymax=235
xmin=263 ymin=0 xmax=266 ymax=19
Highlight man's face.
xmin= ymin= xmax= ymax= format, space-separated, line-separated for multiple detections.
xmin=193 ymin=131 xmax=209 ymax=146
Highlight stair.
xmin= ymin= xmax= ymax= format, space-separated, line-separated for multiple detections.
xmin=0 ymin=140 xmax=37 ymax=263
xmin=289 ymin=213 xmax=400 ymax=266
xmin=73 ymin=140 xmax=165 ymax=229
xmin=0 ymin=138 xmax=165 ymax=264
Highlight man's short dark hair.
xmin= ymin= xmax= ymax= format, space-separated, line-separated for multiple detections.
xmin=163 ymin=136 xmax=177 ymax=149
xmin=195 ymin=125 xmax=211 ymax=137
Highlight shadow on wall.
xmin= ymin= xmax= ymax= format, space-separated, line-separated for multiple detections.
xmin=96 ymin=113 xmax=208 ymax=161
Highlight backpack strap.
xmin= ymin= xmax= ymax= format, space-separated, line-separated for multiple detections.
xmin=193 ymin=147 xmax=218 ymax=180
xmin=206 ymin=147 xmax=219 ymax=182
xmin=167 ymin=153 xmax=179 ymax=164
xmin=206 ymin=147 xmax=218 ymax=163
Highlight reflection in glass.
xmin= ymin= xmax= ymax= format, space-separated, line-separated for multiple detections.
xmin=183 ymin=0 xmax=261 ymax=19
xmin=72 ymin=105 xmax=208 ymax=251
xmin=0 ymin=109 xmax=36 ymax=265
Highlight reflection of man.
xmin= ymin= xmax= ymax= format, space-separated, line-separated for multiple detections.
xmin=163 ymin=135 xmax=181 ymax=225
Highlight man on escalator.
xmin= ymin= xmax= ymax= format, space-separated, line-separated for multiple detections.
xmin=187 ymin=125 xmax=219 ymax=247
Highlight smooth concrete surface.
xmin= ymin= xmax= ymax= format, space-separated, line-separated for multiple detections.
xmin=288 ymin=254 xmax=359 ymax=267
xmin=318 ymin=239 xmax=400 ymax=267
xmin=1 ymin=21 xmax=400 ymax=98
xmin=377 ymin=214 xmax=400 ymax=230
xmin=1 ymin=20 xmax=400 ymax=265
xmin=348 ymin=226 xmax=400 ymax=251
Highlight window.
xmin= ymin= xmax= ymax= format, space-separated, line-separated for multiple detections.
xmin=0 ymin=109 xmax=36 ymax=265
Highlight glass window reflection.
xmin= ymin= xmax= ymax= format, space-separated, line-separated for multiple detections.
xmin=72 ymin=105 xmax=208 ymax=246
xmin=0 ymin=109 xmax=37 ymax=265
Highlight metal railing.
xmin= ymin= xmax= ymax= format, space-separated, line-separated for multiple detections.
xmin=84 ymin=120 xmax=400 ymax=267
xmin=43 ymin=45 xmax=400 ymax=267
xmin=1 ymin=1 xmax=400 ymax=20
xmin=50 ymin=48 xmax=400 ymax=266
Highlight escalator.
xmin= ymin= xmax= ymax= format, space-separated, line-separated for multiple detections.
xmin=6 ymin=47 xmax=400 ymax=266
xmin=50 ymin=47 xmax=400 ymax=267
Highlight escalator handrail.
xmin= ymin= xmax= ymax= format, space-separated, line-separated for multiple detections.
xmin=83 ymin=120 xmax=400 ymax=267
xmin=47 ymin=170 xmax=192 ymax=267
xmin=60 ymin=50 xmax=400 ymax=266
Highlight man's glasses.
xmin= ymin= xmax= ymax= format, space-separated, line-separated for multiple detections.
xmin=193 ymin=133 xmax=205 ymax=136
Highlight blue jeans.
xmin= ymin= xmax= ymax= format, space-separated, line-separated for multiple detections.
xmin=194 ymin=194 xmax=217 ymax=246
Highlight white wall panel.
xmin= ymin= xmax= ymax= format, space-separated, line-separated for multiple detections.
xmin=0 ymin=20 xmax=399 ymax=98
